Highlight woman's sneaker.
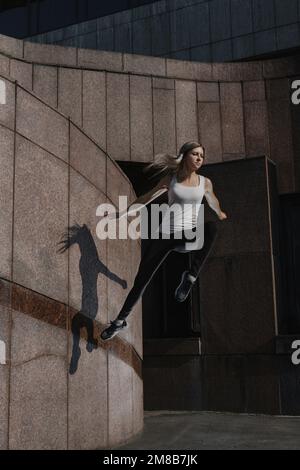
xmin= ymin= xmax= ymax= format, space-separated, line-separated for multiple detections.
xmin=100 ymin=319 xmax=128 ymax=341
xmin=174 ymin=271 xmax=196 ymax=302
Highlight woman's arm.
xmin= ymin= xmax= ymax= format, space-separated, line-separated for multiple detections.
xmin=109 ymin=173 xmax=172 ymax=219
xmin=204 ymin=178 xmax=227 ymax=220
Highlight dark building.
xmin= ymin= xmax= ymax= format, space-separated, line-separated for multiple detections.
xmin=1 ymin=0 xmax=300 ymax=62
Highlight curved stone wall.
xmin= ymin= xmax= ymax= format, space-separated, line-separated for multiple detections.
xmin=0 ymin=33 xmax=299 ymax=195
xmin=0 ymin=71 xmax=143 ymax=449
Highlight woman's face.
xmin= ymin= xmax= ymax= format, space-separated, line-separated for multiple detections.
xmin=184 ymin=146 xmax=204 ymax=172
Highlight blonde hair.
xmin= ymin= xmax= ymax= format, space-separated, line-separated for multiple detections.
xmin=143 ymin=141 xmax=205 ymax=180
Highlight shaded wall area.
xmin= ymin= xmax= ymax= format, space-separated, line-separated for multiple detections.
xmin=143 ymin=157 xmax=300 ymax=415
xmin=0 ymin=71 xmax=143 ymax=449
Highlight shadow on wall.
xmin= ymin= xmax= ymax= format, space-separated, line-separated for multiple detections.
xmin=57 ymin=223 xmax=128 ymax=374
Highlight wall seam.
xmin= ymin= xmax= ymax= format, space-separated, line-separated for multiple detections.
xmin=7 ymin=80 xmax=17 ymax=450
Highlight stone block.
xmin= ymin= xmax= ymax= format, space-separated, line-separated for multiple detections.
xmin=106 ymin=157 xmax=131 ymax=209
xmin=124 ymin=53 xmax=166 ymax=76
xmin=68 ymin=338 xmax=108 ymax=449
xmin=9 ymin=356 xmax=67 ymax=449
xmin=0 ymin=279 xmax=10 ymax=450
xmin=263 ymin=56 xmax=300 ymax=79
xmin=106 ymin=73 xmax=130 ymax=161
xmin=16 ymin=87 xmax=68 ymax=162
xmin=9 ymin=310 xmax=67 ymax=449
xmin=82 ymin=70 xmax=106 ymax=150
xmin=132 ymin=368 xmax=144 ymax=435
xmin=267 ymin=81 xmax=295 ymax=193
xmin=58 ymin=68 xmax=82 ymax=127
xmin=244 ymin=101 xmax=269 ymax=157
xmin=0 ymin=54 xmax=9 ymax=75
xmin=198 ymin=102 xmax=222 ymax=164
xmin=70 ymin=124 xmax=106 ymax=191
xmin=24 ymin=41 xmax=77 ymax=66
xmin=0 ymin=126 xmax=14 ymax=280
xmin=69 ymin=168 xmax=108 ymax=324
xmin=9 ymin=59 xmax=32 ymax=90
xmin=13 ymin=135 xmax=68 ymax=303
xmin=77 ymin=48 xmax=123 ymax=72
xmin=212 ymin=62 xmax=263 ymax=81
xmin=33 ymin=64 xmax=58 ymax=108
xmin=107 ymin=353 xmax=133 ymax=447
xmin=167 ymin=58 xmax=212 ymax=81
xmin=220 ymin=82 xmax=245 ymax=155
xmin=130 ymin=75 xmax=153 ymax=162
xmin=243 ymin=80 xmax=266 ymax=101
xmin=197 ymin=82 xmax=219 ymax=102
xmin=0 ymin=34 xmax=23 ymax=58
xmin=175 ymin=80 xmax=198 ymax=148
xmin=0 ymin=77 xmax=15 ymax=131
xmin=152 ymin=77 xmax=174 ymax=89
xmin=130 ymin=227 xmax=143 ymax=360
xmin=153 ymin=87 xmax=176 ymax=156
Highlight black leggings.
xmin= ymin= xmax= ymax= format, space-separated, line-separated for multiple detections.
xmin=116 ymin=221 xmax=218 ymax=321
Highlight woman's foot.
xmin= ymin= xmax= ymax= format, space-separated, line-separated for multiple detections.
xmin=100 ymin=319 xmax=128 ymax=341
xmin=174 ymin=271 xmax=196 ymax=302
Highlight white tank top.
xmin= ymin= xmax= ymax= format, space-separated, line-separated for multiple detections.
xmin=159 ymin=173 xmax=206 ymax=253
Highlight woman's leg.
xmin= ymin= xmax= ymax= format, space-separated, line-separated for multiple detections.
xmin=189 ymin=221 xmax=218 ymax=279
xmin=174 ymin=222 xmax=218 ymax=302
xmin=115 ymin=236 xmax=178 ymax=321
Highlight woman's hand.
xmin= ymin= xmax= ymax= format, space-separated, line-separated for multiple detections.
xmin=218 ymin=211 xmax=227 ymax=220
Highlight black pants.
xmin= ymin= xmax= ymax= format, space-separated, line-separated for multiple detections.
xmin=116 ymin=221 xmax=218 ymax=321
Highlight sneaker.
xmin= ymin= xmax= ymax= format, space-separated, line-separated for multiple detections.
xmin=100 ymin=319 xmax=128 ymax=341
xmin=174 ymin=271 xmax=196 ymax=302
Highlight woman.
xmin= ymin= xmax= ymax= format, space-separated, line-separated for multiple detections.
xmin=100 ymin=141 xmax=227 ymax=340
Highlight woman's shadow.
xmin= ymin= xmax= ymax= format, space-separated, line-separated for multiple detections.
xmin=57 ymin=223 xmax=127 ymax=374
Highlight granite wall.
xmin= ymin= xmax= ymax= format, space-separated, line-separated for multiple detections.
xmin=0 ymin=67 xmax=143 ymax=449
xmin=1 ymin=33 xmax=299 ymax=196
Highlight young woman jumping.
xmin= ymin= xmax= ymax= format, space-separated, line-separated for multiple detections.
xmin=100 ymin=141 xmax=227 ymax=340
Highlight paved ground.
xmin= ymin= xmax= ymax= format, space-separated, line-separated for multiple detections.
xmin=114 ymin=410 xmax=300 ymax=450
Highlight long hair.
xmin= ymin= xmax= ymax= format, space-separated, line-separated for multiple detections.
xmin=143 ymin=141 xmax=205 ymax=180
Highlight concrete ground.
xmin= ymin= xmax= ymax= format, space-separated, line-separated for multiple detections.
xmin=114 ymin=410 xmax=300 ymax=450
